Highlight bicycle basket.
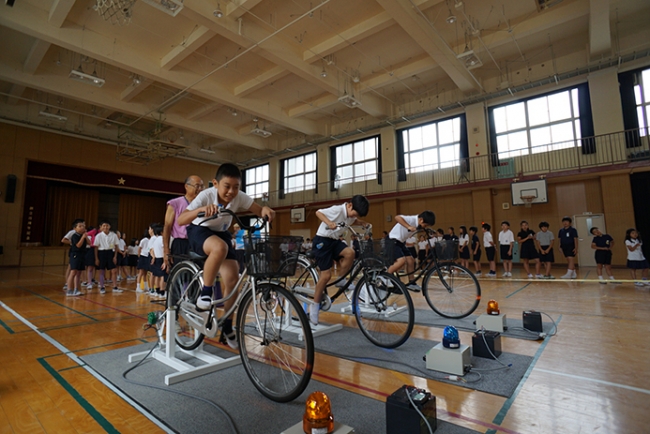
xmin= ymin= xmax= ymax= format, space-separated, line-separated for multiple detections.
xmin=360 ymin=239 xmax=395 ymax=268
xmin=244 ymin=235 xmax=303 ymax=278
xmin=434 ymin=240 xmax=459 ymax=261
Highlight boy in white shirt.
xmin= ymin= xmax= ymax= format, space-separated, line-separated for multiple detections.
xmin=148 ymin=223 xmax=166 ymax=298
xmin=498 ymin=221 xmax=515 ymax=277
xmin=482 ymin=223 xmax=497 ymax=276
xmin=178 ymin=164 xmax=275 ymax=348
xmin=310 ymin=195 xmax=370 ymax=325
xmin=94 ymin=220 xmax=121 ymax=294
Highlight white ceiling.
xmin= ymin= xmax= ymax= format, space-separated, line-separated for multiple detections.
xmin=1 ymin=0 xmax=649 ymax=166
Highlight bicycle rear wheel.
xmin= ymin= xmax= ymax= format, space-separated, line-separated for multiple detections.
xmin=286 ymin=255 xmax=318 ymax=297
xmin=237 ymin=283 xmax=314 ymax=402
xmin=352 ymin=271 xmax=414 ymax=348
xmin=423 ymin=263 xmax=481 ymax=319
xmin=166 ymin=262 xmax=205 ymax=351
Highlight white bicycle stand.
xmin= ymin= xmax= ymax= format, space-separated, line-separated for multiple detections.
xmin=340 ymin=285 xmax=407 ymax=318
xmin=278 ymin=297 xmax=342 ymax=341
xmin=128 ymin=309 xmax=240 ymax=385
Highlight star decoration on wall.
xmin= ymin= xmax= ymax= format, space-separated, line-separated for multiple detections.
xmin=118 ymin=177 xmax=126 ymax=185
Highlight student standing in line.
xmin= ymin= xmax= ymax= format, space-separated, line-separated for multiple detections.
xmin=458 ymin=225 xmax=470 ymax=268
xmin=66 ymin=219 xmax=89 ymax=297
xmin=417 ymin=234 xmax=429 ymax=268
xmin=482 ymin=223 xmax=497 ymax=277
xmin=498 ymin=221 xmax=514 ymax=277
xmin=127 ymin=238 xmax=139 ymax=280
xmin=559 ymin=216 xmax=579 ymax=279
xmin=469 ymin=226 xmax=481 ymax=275
xmin=625 ymin=228 xmax=649 ymax=287
xmin=93 ymin=220 xmax=121 ymax=294
xmin=136 ymin=228 xmax=151 ymax=293
xmin=518 ymin=221 xmax=542 ymax=278
xmin=591 ymin=227 xmax=616 ymax=283
xmin=535 ymin=222 xmax=555 ymax=279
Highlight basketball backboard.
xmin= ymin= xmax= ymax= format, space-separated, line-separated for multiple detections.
xmin=511 ymin=179 xmax=548 ymax=206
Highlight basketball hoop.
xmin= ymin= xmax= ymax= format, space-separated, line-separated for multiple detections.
xmin=94 ymin=0 xmax=136 ymax=26
xmin=521 ymin=195 xmax=535 ymax=208
xmin=291 ymin=217 xmax=299 ymax=224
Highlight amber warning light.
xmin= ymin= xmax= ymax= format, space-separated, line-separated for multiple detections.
xmin=303 ymin=391 xmax=334 ymax=434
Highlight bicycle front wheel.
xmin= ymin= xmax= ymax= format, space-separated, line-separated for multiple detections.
xmin=352 ymin=271 xmax=414 ymax=348
xmin=286 ymin=255 xmax=318 ymax=297
xmin=166 ymin=262 xmax=205 ymax=351
xmin=237 ymin=283 xmax=314 ymax=402
xmin=423 ymin=263 xmax=481 ymax=319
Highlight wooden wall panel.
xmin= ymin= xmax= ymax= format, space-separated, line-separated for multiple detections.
xmin=600 ymin=174 xmax=635 ymax=265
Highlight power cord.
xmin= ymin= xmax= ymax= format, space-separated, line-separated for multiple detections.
xmin=123 ymin=312 xmax=240 ymax=434
xmin=469 ymin=327 xmax=512 ymax=372
xmin=404 ymin=387 xmax=434 ymax=434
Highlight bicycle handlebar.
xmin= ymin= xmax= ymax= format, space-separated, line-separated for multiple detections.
xmin=328 ymin=221 xmax=373 ymax=238
xmin=197 ymin=208 xmax=268 ymax=233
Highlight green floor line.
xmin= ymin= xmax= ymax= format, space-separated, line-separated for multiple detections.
xmin=37 ymin=357 xmax=119 ymax=434
xmin=0 ymin=317 xmax=14 ymax=334
xmin=505 ymin=282 xmax=531 ymax=298
xmin=58 ymin=364 xmax=86 ymax=373
xmin=19 ymin=286 xmax=98 ymax=322
xmin=485 ymin=314 xmax=563 ymax=434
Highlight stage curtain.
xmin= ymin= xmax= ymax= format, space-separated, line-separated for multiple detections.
xmin=44 ymin=185 xmax=99 ymax=246
xmin=119 ymin=193 xmax=168 ymax=241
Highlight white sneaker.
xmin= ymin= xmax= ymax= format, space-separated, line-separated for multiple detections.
xmin=599 ymin=277 xmax=606 ymax=284
xmin=535 ymin=274 xmax=544 ymax=279
xmin=196 ymin=295 xmax=212 ymax=310
xmin=136 ymin=287 xmax=144 ymax=293
xmin=406 ymin=283 xmax=421 ymax=292
xmin=335 ymin=279 xmax=348 ymax=288
xmin=377 ymin=276 xmax=393 ymax=288
xmin=560 ymin=271 xmax=572 ymax=279
xmin=86 ymin=283 xmax=93 ymax=291
xmin=113 ymin=287 xmax=123 ymax=293
xmin=309 ymin=304 xmax=320 ymax=326
xmin=571 ymin=270 xmax=577 ymax=279
xmin=502 ymin=272 xmax=508 ymax=278
xmin=635 ymin=282 xmax=645 ymax=287
xmin=475 ymin=271 xmax=482 ymax=276
xmin=644 ymin=280 xmax=650 ymax=286
xmin=224 ymin=331 xmax=239 ymax=350
xmin=527 ymin=274 xmax=533 ymax=278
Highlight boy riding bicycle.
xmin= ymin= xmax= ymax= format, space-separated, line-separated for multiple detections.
xmin=386 ymin=211 xmax=436 ymax=290
xmin=310 ymin=195 xmax=370 ymax=325
xmin=177 ymin=164 xmax=275 ymax=349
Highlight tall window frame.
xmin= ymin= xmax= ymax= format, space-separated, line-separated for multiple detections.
xmin=242 ymin=163 xmax=269 ymax=199
xmin=633 ymin=68 xmax=650 ymax=136
xmin=488 ymin=84 xmax=594 ymax=158
xmin=281 ymin=152 xmax=317 ymax=194
xmin=331 ymin=135 xmax=379 ymax=187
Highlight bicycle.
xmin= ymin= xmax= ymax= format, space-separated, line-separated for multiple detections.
xmin=287 ymin=223 xmax=415 ymax=349
xmin=163 ymin=209 xmax=314 ymax=402
xmin=398 ymin=229 xmax=481 ymax=319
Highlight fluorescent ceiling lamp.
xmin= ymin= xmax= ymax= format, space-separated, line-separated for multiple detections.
xmin=141 ymin=0 xmax=184 ymax=17
xmin=69 ymin=69 xmax=105 ymax=87
xmin=199 ymin=148 xmax=216 ymax=154
xmin=338 ymin=94 xmax=362 ymax=108
xmin=457 ymin=49 xmax=483 ymax=70
xmin=39 ymin=110 xmax=68 ymax=122
xmin=251 ymin=127 xmax=272 ymax=138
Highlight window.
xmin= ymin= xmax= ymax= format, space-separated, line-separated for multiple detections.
xmin=283 ymin=152 xmax=317 ymax=193
xmin=333 ymin=136 xmax=378 ymax=186
xmin=243 ymin=164 xmax=269 ymax=199
xmin=491 ymin=87 xmax=583 ymax=158
xmin=633 ymin=68 xmax=650 ymax=136
xmin=399 ymin=116 xmax=462 ymax=173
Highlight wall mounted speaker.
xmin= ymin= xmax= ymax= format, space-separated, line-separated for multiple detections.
xmin=5 ymin=175 xmax=17 ymax=203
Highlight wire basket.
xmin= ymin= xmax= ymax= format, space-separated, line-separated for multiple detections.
xmin=244 ymin=236 xmax=303 ymax=278
xmin=360 ymin=239 xmax=395 ymax=268
xmin=434 ymin=240 xmax=459 ymax=261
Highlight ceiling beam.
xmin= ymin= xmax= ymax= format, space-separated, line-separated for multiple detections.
xmin=161 ymin=26 xmax=215 ymax=70
xmin=375 ymin=0 xmax=481 ymax=93
xmin=0 ymin=1 xmax=323 ymax=137
xmin=226 ymin=0 xmax=264 ymax=20
xmin=24 ymin=39 xmax=51 ymax=74
xmin=234 ymin=66 xmax=289 ymax=97
xmin=186 ymin=102 xmax=221 ymax=121
xmin=589 ymin=0 xmax=611 ymax=59
xmin=6 ymin=84 xmax=26 ymax=105
xmin=120 ymin=79 xmax=153 ymax=102
xmin=287 ymin=94 xmax=339 ymax=118
xmin=48 ymin=0 xmax=76 ymax=28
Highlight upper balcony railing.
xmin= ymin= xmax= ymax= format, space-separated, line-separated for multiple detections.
xmin=258 ymin=128 xmax=650 ymax=208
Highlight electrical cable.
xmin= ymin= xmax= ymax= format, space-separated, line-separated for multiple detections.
xmin=404 ymin=387 xmax=434 ymax=434
xmin=122 ymin=314 xmax=239 ymax=434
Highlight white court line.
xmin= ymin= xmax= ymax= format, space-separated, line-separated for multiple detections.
xmin=0 ymin=300 xmax=174 ymax=434
xmin=535 ymin=368 xmax=650 ymax=395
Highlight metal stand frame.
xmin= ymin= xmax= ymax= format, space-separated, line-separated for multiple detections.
xmin=278 ymin=297 xmax=342 ymax=340
xmin=128 ymin=309 xmax=240 ymax=385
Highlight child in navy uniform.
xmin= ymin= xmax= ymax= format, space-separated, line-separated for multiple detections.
xmin=590 ymin=227 xmax=615 ymax=283
xmin=559 ymin=216 xmax=579 ymax=279
xmin=66 ymin=220 xmax=88 ymax=297
xmin=518 ymin=220 xmax=542 ymax=278
xmin=458 ymin=225 xmax=470 ymax=268
xmin=624 ymin=228 xmax=649 ymax=287
xmin=535 ymin=222 xmax=555 ymax=279
xmin=469 ymin=226 xmax=481 ymax=275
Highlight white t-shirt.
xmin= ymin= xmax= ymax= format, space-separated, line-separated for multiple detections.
xmin=316 ymin=204 xmax=357 ymax=239
xmin=127 ymin=245 xmax=138 ymax=255
xmin=498 ymin=230 xmax=514 ymax=245
xmin=150 ymin=235 xmax=164 ymax=258
xmin=118 ymin=239 xmax=126 ymax=253
xmin=389 ymin=215 xmax=418 ymax=243
xmin=63 ymin=229 xmax=75 ymax=241
xmin=187 ymin=188 xmax=254 ymax=232
xmin=139 ymin=238 xmax=150 ymax=257
xmin=418 ymin=240 xmax=428 ymax=250
xmin=94 ymin=231 xmax=120 ymax=251
xmin=405 ymin=236 xmax=417 ymax=247
xmin=302 ymin=241 xmax=312 ymax=251
xmin=626 ymin=239 xmax=646 ymax=261
xmin=483 ymin=231 xmax=494 ymax=248
xmin=458 ymin=234 xmax=469 ymax=247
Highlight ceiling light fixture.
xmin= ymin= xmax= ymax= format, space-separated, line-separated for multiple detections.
xmin=39 ymin=108 xmax=68 ymax=122
xmin=338 ymin=92 xmax=362 ymax=108
xmin=446 ymin=12 xmax=457 ymax=24
xmin=69 ymin=69 xmax=105 ymax=87
xmin=214 ymin=3 xmax=223 ymax=18
xmin=141 ymin=0 xmax=184 ymax=17
xmin=199 ymin=147 xmax=216 ymax=154
xmin=251 ymin=121 xmax=272 ymax=138
xmin=133 ymin=75 xmax=141 ymax=85
xmin=320 ymin=67 xmax=327 ymax=78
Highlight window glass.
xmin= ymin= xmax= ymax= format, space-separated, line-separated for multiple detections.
xmin=283 ymin=153 xmax=316 ymax=193
xmin=399 ymin=116 xmax=462 ymax=173
xmin=527 ymin=98 xmax=549 ymax=127
xmin=244 ymin=164 xmax=269 ymax=199
xmin=333 ymin=136 xmax=378 ymax=185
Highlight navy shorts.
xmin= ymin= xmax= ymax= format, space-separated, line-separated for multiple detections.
xmin=628 ymin=259 xmax=650 ymax=269
xmin=311 ymin=235 xmax=347 ymax=271
xmin=595 ymin=250 xmax=612 ymax=265
xmin=539 ymin=246 xmax=555 ymax=263
xmin=128 ymin=254 xmax=138 ymax=267
xmin=500 ymin=244 xmax=512 ymax=260
xmin=150 ymin=257 xmax=166 ymax=277
xmin=85 ymin=248 xmax=95 ymax=267
xmin=171 ymin=238 xmax=190 ymax=256
xmin=69 ymin=253 xmax=85 ymax=271
xmin=459 ymin=244 xmax=470 ymax=259
xmin=137 ymin=255 xmax=150 ymax=271
xmin=520 ymin=242 xmax=539 ymax=260
xmin=472 ymin=248 xmax=482 ymax=262
xmin=187 ymin=224 xmax=236 ymax=260
xmin=485 ymin=246 xmax=496 ymax=261
xmin=97 ymin=250 xmax=116 ymax=270
xmin=561 ymin=244 xmax=576 ymax=257
xmin=392 ymin=240 xmax=411 ymax=260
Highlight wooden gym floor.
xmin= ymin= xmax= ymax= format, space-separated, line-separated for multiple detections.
xmin=0 ymin=264 xmax=649 ymax=434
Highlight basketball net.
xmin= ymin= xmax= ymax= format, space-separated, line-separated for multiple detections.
xmin=521 ymin=196 xmax=535 ymax=208
xmin=94 ymin=0 xmax=136 ymax=26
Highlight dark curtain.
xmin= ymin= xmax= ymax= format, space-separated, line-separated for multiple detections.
xmin=278 ymin=159 xmax=285 ymax=199
xmin=118 ymin=194 xmax=168 ymax=243
xmin=619 ymin=70 xmax=641 ymax=148
xmin=44 ymin=185 xmax=99 ymax=246
xmin=395 ymin=129 xmax=407 ymax=182
xmin=459 ymin=114 xmax=470 ymax=170
xmin=631 ymin=172 xmax=650 ymax=260
xmin=487 ymin=106 xmax=500 ymax=167
xmin=330 ymin=146 xmax=338 ymax=191
xmin=578 ymin=83 xmax=596 ymax=154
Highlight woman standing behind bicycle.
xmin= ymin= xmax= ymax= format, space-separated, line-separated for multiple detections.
xmin=310 ymin=195 xmax=370 ymax=326
xmin=177 ymin=164 xmax=275 ymax=349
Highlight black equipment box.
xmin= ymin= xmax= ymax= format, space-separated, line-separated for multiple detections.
xmin=386 ymin=385 xmax=437 ymax=434
xmin=523 ymin=310 xmax=543 ymax=332
xmin=472 ymin=330 xmax=502 ymax=359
